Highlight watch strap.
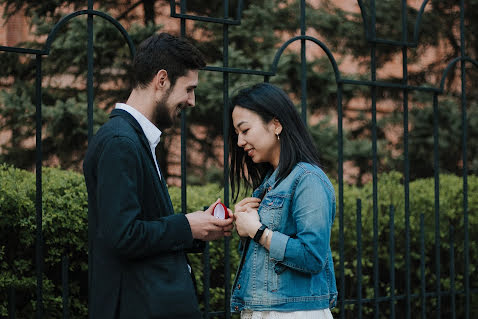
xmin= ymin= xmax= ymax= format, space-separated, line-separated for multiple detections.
xmin=253 ymin=224 xmax=267 ymax=243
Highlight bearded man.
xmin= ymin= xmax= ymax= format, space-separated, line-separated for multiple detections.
xmin=83 ymin=33 xmax=233 ymax=319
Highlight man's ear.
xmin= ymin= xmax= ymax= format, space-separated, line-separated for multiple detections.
xmin=154 ymin=69 xmax=170 ymax=91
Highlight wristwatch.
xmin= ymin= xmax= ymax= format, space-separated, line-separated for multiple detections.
xmin=253 ymin=224 xmax=267 ymax=243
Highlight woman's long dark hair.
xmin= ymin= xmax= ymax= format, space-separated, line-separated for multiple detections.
xmin=229 ymin=83 xmax=321 ymax=201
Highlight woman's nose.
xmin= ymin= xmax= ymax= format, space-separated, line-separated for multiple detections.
xmin=237 ymin=135 xmax=246 ymax=147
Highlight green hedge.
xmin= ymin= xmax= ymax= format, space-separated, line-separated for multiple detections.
xmin=0 ymin=165 xmax=476 ymax=317
xmin=0 ymin=165 xmax=88 ymax=317
xmin=336 ymin=172 xmax=478 ymax=317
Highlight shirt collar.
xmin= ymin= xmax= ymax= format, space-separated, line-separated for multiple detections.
xmin=115 ymin=103 xmax=162 ymax=147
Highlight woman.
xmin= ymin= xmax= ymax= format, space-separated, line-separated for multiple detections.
xmin=229 ymin=83 xmax=337 ymax=318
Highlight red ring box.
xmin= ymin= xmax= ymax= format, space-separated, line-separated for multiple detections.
xmin=212 ymin=202 xmax=230 ymax=219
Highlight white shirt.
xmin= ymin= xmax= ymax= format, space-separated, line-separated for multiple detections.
xmin=115 ymin=103 xmax=162 ymax=180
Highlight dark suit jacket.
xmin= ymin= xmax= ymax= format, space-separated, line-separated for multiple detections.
xmin=83 ymin=109 xmax=202 ymax=319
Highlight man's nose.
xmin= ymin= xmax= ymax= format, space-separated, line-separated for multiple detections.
xmin=188 ymin=91 xmax=195 ymax=107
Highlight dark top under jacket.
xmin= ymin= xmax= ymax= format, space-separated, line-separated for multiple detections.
xmin=83 ymin=109 xmax=202 ymax=319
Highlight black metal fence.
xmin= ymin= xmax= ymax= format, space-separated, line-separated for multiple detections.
xmin=0 ymin=0 xmax=476 ymax=318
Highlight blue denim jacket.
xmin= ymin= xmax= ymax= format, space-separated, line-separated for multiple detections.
xmin=231 ymin=162 xmax=337 ymax=312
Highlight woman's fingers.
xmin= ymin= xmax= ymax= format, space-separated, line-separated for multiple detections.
xmin=235 ymin=197 xmax=261 ymax=213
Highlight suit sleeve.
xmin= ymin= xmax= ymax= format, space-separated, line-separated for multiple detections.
xmin=96 ymin=136 xmax=194 ymax=259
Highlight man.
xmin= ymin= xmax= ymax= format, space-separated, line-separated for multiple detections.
xmin=83 ymin=33 xmax=233 ymax=318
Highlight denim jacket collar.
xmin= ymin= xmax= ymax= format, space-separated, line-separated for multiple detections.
xmin=253 ymin=167 xmax=279 ymax=199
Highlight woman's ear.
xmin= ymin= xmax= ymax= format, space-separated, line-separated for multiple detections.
xmin=273 ymin=118 xmax=282 ymax=135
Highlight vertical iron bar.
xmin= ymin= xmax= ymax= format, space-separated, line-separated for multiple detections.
xmin=449 ymin=225 xmax=456 ymax=319
xmin=62 ymin=256 xmax=69 ymax=319
xmin=337 ymin=82 xmax=345 ymax=319
xmin=180 ymin=0 xmax=186 ymax=33
xmin=356 ymin=199 xmax=363 ymax=319
xmin=401 ymin=1 xmax=411 ymax=317
xmin=370 ymin=1 xmax=379 ymax=318
xmin=433 ymin=92 xmax=441 ymax=319
xmin=459 ymin=1 xmax=469 ymax=318
xmin=203 ymin=242 xmax=211 ymax=319
xmin=35 ymin=53 xmax=43 ymax=319
xmin=8 ymin=286 xmax=15 ymax=319
xmin=223 ymin=1 xmax=231 ymax=318
xmin=403 ymin=76 xmax=411 ymax=319
xmin=300 ymin=0 xmax=307 ymax=124
xmin=223 ymin=10 xmax=230 ymax=216
xmin=180 ymin=0 xmax=187 ymax=215
xmin=389 ymin=205 xmax=396 ymax=319
xmin=87 ymin=0 xmax=94 ymax=141
xmin=420 ymin=213 xmax=426 ymax=319
xmin=86 ymin=4 xmax=94 ymax=315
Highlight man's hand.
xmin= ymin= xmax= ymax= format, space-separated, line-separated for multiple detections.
xmin=186 ymin=198 xmax=234 ymax=241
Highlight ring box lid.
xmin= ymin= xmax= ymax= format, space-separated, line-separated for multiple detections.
xmin=212 ymin=202 xmax=229 ymax=219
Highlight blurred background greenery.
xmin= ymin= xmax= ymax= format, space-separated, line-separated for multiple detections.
xmin=1 ymin=0 xmax=476 ymax=185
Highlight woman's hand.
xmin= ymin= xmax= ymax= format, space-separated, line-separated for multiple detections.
xmin=234 ymin=197 xmax=261 ymax=213
xmin=233 ymin=197 xmax=261 ymax=238
xmin=234 ymin=208 xmax=262 ymax=238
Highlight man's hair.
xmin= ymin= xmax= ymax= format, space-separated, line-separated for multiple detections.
xmin=131 ymin=32 xmax=206 ymax=89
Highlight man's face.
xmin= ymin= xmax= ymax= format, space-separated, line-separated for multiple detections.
xmin=153 ymin=70 xmax=198 ymax=130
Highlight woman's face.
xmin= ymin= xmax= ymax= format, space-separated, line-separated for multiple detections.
xmin=232 ymin=106 xmax=282 ymax=168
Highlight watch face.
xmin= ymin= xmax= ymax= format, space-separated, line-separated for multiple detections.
xmin=212 ymin=203 xmax=229 ymax=219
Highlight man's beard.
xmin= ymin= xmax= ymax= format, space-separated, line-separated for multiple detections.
xmin=152 ymin=97 xmax=174 ymax=130
xmin=152 ymin=85 xmax=183 ymax=130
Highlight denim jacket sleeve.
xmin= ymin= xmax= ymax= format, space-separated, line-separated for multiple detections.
xmin=269 ymin=172 xmax=335 ymax=274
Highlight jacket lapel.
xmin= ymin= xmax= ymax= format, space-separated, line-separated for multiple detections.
xmin=110 ymin=109 xmax=151 ymax=158
xmin=109 ymin=109 xmax=171 ymax=209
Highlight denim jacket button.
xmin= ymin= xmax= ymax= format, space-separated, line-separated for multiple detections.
xmin=237 ymin=284 xmax=241 ymax=289
xmin=234 ymin=306 xmax=239 ymax=311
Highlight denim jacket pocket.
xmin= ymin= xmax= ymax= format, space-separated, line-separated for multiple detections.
xmin=259 ymin=195 xmax=286 ymax=230
xmin=273 ymin=262 xmax=287 ymax=275
xmin=268 ymin=260 xmax=285 ymax=292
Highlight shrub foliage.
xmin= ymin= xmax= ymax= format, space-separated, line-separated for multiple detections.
xmin=0 ymin=165 xmax=476 ymax=317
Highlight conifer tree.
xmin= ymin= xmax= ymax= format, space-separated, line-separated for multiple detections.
xmin=1 ymin=0 xmax=476 ymax=181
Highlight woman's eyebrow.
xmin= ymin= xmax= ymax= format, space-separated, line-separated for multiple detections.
xmin=236 ymin=121 xmax=247 ymax=128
